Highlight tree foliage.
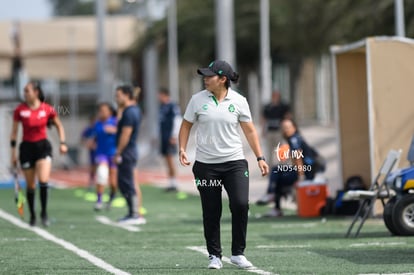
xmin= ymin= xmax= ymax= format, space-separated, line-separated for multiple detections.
xmin=49 ymin=0 xmax=94 ymax=16
xmin=146 ymin=0 xmax=414 ymax=66
xmin=49 ymin=0 xmax=414 ymax=67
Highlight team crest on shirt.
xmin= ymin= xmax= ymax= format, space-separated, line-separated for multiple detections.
xmin=20 ymin=110 xmax=31 ymax=118
xmin=38 ymin=110 xmax=47 ymax=118
xmin=202 ymin=104 xmax=208 ymax=111
xmin=228 ymin=104 xmax=235 ymax=113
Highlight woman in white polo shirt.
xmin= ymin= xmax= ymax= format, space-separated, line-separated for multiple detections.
xmin=178 ymin=60 xmax=269 ymax=270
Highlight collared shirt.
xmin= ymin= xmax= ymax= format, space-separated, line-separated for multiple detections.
xmin=183 ymin=88 xmax=252 ymax=164
xmin=13 ymin=102 xmax=57 ymax=142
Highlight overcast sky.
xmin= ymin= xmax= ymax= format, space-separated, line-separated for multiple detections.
xmin=0 ymin=0 xmax=51 ymax=20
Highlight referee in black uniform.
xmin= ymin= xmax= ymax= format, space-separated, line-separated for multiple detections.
xmin=178 ymin=60 xmax=269 ymax=269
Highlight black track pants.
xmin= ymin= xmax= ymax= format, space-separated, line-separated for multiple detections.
xmin=193 ymin=159 xmax=249 ymax=257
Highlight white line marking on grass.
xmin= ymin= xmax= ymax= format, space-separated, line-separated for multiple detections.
xmin=0 ymin=209 xmax=130 ymax=275
xmin=0 ymin=237 xmax=37 ymax=242
xmin=95 ymin=216 xmax=140 ymax=232
xmin=350 ymin=241 xmax=406 ymax=247
xmin=49 ymin=182 xmax=68 ymax=189
xmin=187 ymin=246 xmax=279 ymax=275
xmin=271 ymin=223 xmax=317 ymax=229
xmin=257 ymin=244 xmax=311 ymax=249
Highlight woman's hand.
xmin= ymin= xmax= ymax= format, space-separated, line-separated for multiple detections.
xmin=113 ymin=152 xmax=122 ymax=165
xmin=179 ymin=150 xmax=191 ymax=166
xmin=258 ymin=160 xmax=269 ymax=176
xmin=178 ymin=120 xmax=193 ymax=166
xmin=60 ymin=144 xmax=68 ymax=154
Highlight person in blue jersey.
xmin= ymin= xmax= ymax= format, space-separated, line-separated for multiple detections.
xmin=158 ymin=87 xmax=181 ymax=192
xmin=90 ymin=103 xmax=118 ymax=211
xmin=115 ymin=85 xmax=145 ymax=225
xmin=81 ymin=115 xmax=97 ymax=190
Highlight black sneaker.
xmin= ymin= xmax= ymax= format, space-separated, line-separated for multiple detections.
xmin=29 ymin=215 xmax=36 ymax=226
xmin=117 ymin=214 xmax=146 ymax=225
xmin=256 ymin=193 xmax=275 ymax=206
xmin=165 ymin=186 xmax=178 ymax=193
xmin=41 ymin=212 xmax=50 ymax=227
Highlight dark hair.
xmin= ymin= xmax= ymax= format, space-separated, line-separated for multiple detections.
xmin=281 ymin=118 xmax=299 ymax=139
xmin=159 ymin=87 xmax=170 ymax=96
xmin=116 ymin=85 xmax=134 ymax=100
xmin=29 ymin=80 xmax=45 ymax=102
xmin=223 ymin=72 xmax=239 ymax=89
xmin=98 ymin=102 xmax=117 ymax=117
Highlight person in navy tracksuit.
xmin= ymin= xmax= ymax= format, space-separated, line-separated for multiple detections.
xmin=159 ymin=88 xmax=181 ymax=192
xmin=114 ymin=85 xmax=144 ymax=225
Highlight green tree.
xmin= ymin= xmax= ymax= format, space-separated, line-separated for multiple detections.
xmin=49 ymin=0 xmax=414 ymax=63
xmin=49 ymin=0 xmax=94 ymax=16
xmin=138 ymin=0 xmax=414 ymax=111
xmin=49 ymin=0 xmax=414 ymax=100
xmin=144 ymin=0 xmax=414 ymax=65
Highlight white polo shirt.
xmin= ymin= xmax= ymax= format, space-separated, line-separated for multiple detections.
xmin=183 ymin=88 xmax=252 ymax=164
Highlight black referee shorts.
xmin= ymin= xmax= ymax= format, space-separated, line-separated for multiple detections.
xmin=19 ymin=139 xmax=52 ymax=169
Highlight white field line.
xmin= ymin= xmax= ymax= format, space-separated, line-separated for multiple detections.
xmin=95 ymin=216 xmax=141 ymax=232
xmin=257 ymin=244 xmax=311 ymax=249
xmin=187 ymin=246 xmax=279 ymax=275
xmin=0 ymin=237 xmax=38 ymax=242
xmin=0 ymin=209 xmax=130 ymax=275
xmin=49 ymin=181 xmax=69 ymax=189
xmin=271 ymin=223 xmax=317 ymax=229
xmin=349 ymin=241 xmax=406 ymax=248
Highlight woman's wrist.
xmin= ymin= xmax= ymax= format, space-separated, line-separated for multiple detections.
xmin=256 ymin=156 xmax=265 ymax=162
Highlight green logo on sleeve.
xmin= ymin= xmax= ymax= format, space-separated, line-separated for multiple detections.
xmin=228 ymin=104 xmax=235 ymax=112
xmin=202 ymin=104 xmax=208 ymax=110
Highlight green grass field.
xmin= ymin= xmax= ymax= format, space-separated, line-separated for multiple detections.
xmin=1 ymin=185 xmax=414 ymax=275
